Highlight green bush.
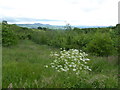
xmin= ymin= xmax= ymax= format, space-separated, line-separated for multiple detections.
xmin=86 ymin=33 xmax=115 ymax=56
xmin=30 ymin=27 xmax=117 ymax=56
xmin=2 ymin=24 xmax=18 ymax=47
xmin=2 ymin=23 xmax=33 ymax=47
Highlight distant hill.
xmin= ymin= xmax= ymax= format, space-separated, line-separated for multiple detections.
xmin=17 ymin=23 xmax=111 ymax=29
xmin=17 ymin=23 xmax=65 ymax=30
xmin=74 ymin=25 xmax=109 ymax=28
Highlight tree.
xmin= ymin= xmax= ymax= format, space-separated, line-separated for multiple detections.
xmin=64 ymin=23 xmax=72 ymax=30
xmin=38 ymin=27 xmax=43 ymax=29
xmin=2 ymin=20 xmax=8 ymax=25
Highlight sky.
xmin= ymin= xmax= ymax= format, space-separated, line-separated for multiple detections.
xmin=0 ymin=0 xmax=119 ymax=26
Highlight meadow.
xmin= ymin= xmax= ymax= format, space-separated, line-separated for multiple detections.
xmin=2 ymin=21 xmax=119 ymax=88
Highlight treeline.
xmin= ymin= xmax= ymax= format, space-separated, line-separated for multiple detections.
xmin=31 ymin=25 xmax=118 ymax=56
xmin=2 ymin=20 xmax=119 ymax=56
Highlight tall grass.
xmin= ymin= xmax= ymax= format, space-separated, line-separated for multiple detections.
xmin=2 ymin=40 xmax=118 ymax=88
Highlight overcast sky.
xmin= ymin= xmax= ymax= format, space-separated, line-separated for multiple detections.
xmin=0 ymin=0 xmax=119 ymax=26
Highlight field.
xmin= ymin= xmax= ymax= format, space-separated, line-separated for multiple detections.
xmin=2 ymin=22 xmax=119 ymax=88
xmin=2 ymin=40 xmax=118 ymax=88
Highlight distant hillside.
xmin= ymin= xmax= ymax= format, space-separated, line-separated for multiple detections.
xmin=17 ymin=23 xmax=112 ymax=29
xmin=17 ymin=23 xmax=65 ymax=30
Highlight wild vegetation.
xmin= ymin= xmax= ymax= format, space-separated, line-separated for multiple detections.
xmin=2 ymin=21 xmax=119 ymax=88
xmin=31 ymin=25 xmax=118 ymax=56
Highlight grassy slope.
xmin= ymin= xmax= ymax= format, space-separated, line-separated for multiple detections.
xmin=2 ymin=40 xmax=118 ymax=88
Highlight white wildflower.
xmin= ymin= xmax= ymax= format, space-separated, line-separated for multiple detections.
xmin=73 ymin=64 xmax=76 ymax=67
xmin=69 ymin=65 xmax=72 ymax=67
xmin=45 ymin=65 xmax=48 ymax=68
xmin=51 ymin=65 xmax=55 ymax=68
xmin=73 ymin=69 xmax=76 ymax=71
xmin=46 ymin=48 xmax=92 ymax=74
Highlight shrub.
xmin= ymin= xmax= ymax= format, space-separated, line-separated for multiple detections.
xmin=31 ymin=28 xmax=117 ymax=56
xmin=86 ymin=33 xmax=115 ymax=56
xmin=2 ymin=24 xmax=18 ymax=47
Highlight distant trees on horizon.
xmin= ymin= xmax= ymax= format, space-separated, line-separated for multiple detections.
xmin=38 ymin=26 xmax=47 ymax=31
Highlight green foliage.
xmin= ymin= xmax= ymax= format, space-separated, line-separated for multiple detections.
xmin=2 ymin=23 xmax=32 ymax=47
xmin=86 ymin=74 xmax=118 ymax=88
xmin=2 ymin=22 xmax=118 ymax=88
xmin=86 ymin=33 xmax=115 ymax=56
xmin=88 ymin=56 xmax=118 ymax=73
xmin=31 ymin=31 xmax=49 ymax=45
xmin=2 ymin=20 xmax=8 ymax=25
xmin=2 ymin=40 xmax=118 ymax=88
xmin=38 ymin=27 xmax=47 ymax=31
xmin=31 ymin=26 xmax=117 ymax=56
xmin=17 ymin=27 xmax=32 ymax=40
xmin=2 ymin=24 xmax=18 ymax=47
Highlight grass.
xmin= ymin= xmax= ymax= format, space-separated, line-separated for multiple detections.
xmin=2 ymin=40 xmax=57 ymax=88
xmin=2 ymin=40 xmax=118 ymax=88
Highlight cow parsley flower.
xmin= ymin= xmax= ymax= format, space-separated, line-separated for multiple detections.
xmin=45 ymin=48 xmax=92 ymax=75
xmin=73 ymin=69 xmax=76 ymax=71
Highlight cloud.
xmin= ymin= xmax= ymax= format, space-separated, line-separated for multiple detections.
xmin=119 ymin=1 xmax=120 ymax=24
xmin=2 ymin=17 xmax=64 ymax=24
xmin=0 ymin=0 xmax=119 ymax=25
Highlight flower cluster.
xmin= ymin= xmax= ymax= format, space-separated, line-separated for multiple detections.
xmin=45 ymin=49 xmax=92 ymax=75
